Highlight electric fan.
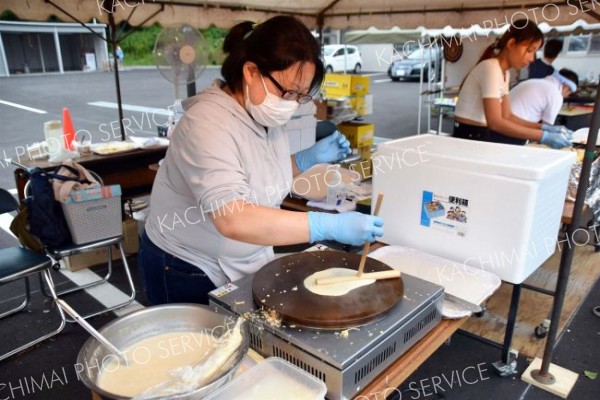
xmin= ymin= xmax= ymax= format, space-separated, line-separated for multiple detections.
xmin=153 ymin=24 xmax=208 ymax=99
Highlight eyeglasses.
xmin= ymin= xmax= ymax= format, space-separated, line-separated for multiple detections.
xmin=262 ymin=71 xmax=313 ymax=104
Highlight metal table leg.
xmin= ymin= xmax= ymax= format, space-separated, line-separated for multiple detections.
xmin=491 ymin=284 xmax=521 ymax=376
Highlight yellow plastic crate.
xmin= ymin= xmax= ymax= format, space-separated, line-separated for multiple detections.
xmin=351 ymin=75 xmax=370 ymax=95
xmin=337 ymin=122 xmax=375 ymax=148
xmin=323 ymin=73 xmax=352 ymax=97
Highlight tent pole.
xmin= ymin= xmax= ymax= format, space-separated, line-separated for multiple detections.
xmin=531 ymin=75 xmax=600 ymax=383
xmin=105 ymin=0 xmax=126 ymax=141
xmin=317 ymin=13 xmax=324 ymax=47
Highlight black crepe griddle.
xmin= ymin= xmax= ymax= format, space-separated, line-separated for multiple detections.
xmin=252 ymin=251 xmax=404 ymax=329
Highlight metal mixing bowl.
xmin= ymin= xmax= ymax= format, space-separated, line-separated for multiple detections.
xmin=77 ymin=304 xmax=249 ymax=400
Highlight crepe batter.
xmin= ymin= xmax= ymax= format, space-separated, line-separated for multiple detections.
xmin=304 ymin=268 xmax=375 ymax=296
xmin=98 ymin=331 xmax=216 ymax=397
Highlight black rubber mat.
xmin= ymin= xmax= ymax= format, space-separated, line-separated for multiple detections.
xmin=1 ymin=259 xmax=598 ymax=400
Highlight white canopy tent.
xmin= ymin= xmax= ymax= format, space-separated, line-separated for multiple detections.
xmin=345 ymin=20 xmax=600 ymax=46
xmin=426 ymin=19 xmax=600 ymax=38
xmin=2 ymin=0 xmax=599 ymax=30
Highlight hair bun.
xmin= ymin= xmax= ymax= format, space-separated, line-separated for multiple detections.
xmin=223 ymin=21 xmax=253 ymax=54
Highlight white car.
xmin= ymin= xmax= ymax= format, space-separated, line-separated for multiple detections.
xmin=322 ymin=45 xmax=362 ymax=73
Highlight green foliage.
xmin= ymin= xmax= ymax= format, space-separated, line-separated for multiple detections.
xmin=119 ymin=23 xmax=228 ymax=66
xmin=0 ymin=11 xmax=20 ymax=21
xmin=119 ymin=23 xmax=161 ymax=65
xmin=202 ymin=25 xmax=228 ymax=65
xmin=0 ymin=10 xmax=66 ymax=22
xmin=203 ymin=25 xmax=229 ymax=40
xmin=0 ymin=11 xmax=227 ymax=67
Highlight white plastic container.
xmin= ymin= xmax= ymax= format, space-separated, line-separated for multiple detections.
xmin=43 ymin=120 xmax=63 ymax=156
xmin=205 ymin=357 xmax=327 ymax=400
xmin=372 ymin=134 xmax=576 ymax=284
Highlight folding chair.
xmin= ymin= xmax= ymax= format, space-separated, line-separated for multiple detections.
xmin=24 ymin=171 xmax=136 ymax=320
xmin=0 ymin=188 xmax=66 ymax=361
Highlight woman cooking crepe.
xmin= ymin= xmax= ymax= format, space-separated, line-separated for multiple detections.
xmin=453 ymin=19 xmax=571 ymax=149
xmin=138 ymin=16 xmax=384 ymax=305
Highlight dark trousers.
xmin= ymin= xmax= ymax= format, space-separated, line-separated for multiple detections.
xmin=489 ymin=131 xmax=527 ymax=146
xmin=453 ymin=121 xmax=490 ymax=141
xmin=137 ymin=230 xmax=216 ymax=305
xmin=453 ymin=121 xmax=526 ymax=146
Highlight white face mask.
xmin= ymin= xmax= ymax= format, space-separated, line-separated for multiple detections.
xmin=245 ymin=75 xmax=299 ymax=127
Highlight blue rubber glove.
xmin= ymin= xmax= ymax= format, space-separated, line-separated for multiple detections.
xmin=307 ymin=211 xmax=384 ymax=246
xmin=541 ymin=123 xmax=563 ymax=133
xmin=295 ymin=131 xmax=352 ymax=173
xmin=561 ymin=127 xmax=574 ymax=141
xmin=541 ymin=128 xmax=571 ymax=149
xmin=541 ymin=124 xmax=574 ymax=141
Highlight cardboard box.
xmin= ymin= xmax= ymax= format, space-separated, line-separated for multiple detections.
xmin=64 ymin=247 xmax=120 ymax=272
xmin=322 ymin=73 xmax=352 ymax=97
xmin=313 ymin=99 xmax=328 ymax=120
xmin=337 ymin=122 xmax=375 ymax=148
xmin=121 ymin=217 xmax=140 ymax=254
xmin=358 ymin=144 xmax=372 ymax=160
xmin=351 ymin=75 xmax=370 ymax=95
xmin=63 ymin=218 xmax=139 ymax=272
xmin=349 ymin=94 xmax=373 ymax=116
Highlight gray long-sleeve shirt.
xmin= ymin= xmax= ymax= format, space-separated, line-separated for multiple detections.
xmin=145 ymin=80 xmax=293 ymax=287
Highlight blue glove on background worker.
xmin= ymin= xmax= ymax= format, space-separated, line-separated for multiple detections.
xmin=541 ymin=126 xmax=572 ymax=149
xmin=308 ymin=211 xmax=384 ymax=246
xmin=295 ymin=131 xmax=352 ymax=172
xmin=542 ymin=124 xmax=574 ymax=140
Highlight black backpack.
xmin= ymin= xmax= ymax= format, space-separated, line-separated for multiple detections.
xmin=24 ymin=167 xmax=75 ymax=248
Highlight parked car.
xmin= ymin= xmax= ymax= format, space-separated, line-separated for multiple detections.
xmin=387 ymin=46 xmax=441 ymax=82
xmin=390 ymin=42 xmax=420 ymax=63
xmin=323 ymin=44 xmax=362 ymax=73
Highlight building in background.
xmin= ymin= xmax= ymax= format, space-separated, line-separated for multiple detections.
xmin=0 ymin=21 xmax=108 ymax=77
xmin=556 ymin=33 xmax=600 ymax=82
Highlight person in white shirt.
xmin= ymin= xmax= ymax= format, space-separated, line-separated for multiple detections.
xmin=510 ymin=69 xmax=578 ymax=125
xmin=453 ymin=19 xmax=571 ymax=148
xmin=138 ymin=16 xmax=384 ymax=305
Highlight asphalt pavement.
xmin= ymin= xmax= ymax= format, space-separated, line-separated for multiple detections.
xmin=0 ymin=67 xmax=448 ymax=190
xmin=1 ymin=68 xmax=599 ymax=400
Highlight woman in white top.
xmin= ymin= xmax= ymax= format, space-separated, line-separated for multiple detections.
xmin=453 ymin=19 xmax=571 ymax=148
xmin=138 ymin=16 xmax=384 ymax=305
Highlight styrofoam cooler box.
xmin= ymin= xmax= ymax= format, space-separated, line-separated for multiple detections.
xmin=372 ymin=135 xmax=576 ymax=284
